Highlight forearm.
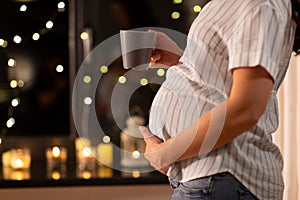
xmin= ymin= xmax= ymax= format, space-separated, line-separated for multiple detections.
xmin=160 ymin=98 xmax=259 ymax=165
xmin=144 ymin=66 xmax=273 ymax=170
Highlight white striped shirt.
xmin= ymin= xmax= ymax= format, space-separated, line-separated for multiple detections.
xmin=149 ymin=0 xmax=296 ymax=199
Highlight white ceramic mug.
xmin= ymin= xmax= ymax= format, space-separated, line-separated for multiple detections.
xmin=120 ymin=30 xmax=155 ymax=70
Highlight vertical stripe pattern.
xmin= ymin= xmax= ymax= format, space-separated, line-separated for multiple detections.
xmin=149 ymin=0 xmax=296 ymax=199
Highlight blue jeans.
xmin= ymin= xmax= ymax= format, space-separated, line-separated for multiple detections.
xmin=170 ymin=172 xmax=258 ymax=200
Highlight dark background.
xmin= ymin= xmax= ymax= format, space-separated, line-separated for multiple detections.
xmin=0 ymin=0 xmax=210 ymax=137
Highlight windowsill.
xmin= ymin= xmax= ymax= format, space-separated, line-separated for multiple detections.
xmin=0 ymin=136 xmax=168 ymax=188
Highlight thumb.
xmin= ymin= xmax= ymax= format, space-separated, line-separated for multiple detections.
xmin=139 ymin=126 xmax=152 ymax=141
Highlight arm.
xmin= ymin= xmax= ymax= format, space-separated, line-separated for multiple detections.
xmin=141 ymin=66 xmax=274 ymax=170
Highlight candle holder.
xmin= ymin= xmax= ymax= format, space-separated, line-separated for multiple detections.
xmin=77 ymin=147 xmax=96 ymax=171
xmin=10 ymin=148 xmax=31 ymax=170
xmin=3 ymin=167 xmax=31 ymax=180
xmin=97 ymin=166 xmax=113 ymax=178
xmin=75 ymin=137 xmax=91 ymax=154
xmin=97 ymin=136 xmax=113 ymax=167
xmin=46 ymin=146 xmax=67 ymax=171
xmin=120 ymin=116 xmax=149 ymax=168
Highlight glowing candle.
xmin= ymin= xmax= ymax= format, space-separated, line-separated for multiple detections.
xmin=52 ymin=146 xmax=61 ymax=157
xmin=77 ymin=147 xmax=96 ymax=170
xmin=46 ymin=146 xmax=67 ymax=171
xmin=10 ymin=149 xmax=31 ymax=170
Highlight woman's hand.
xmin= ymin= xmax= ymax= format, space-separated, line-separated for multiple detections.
xmin=148 ymin=30 xmax=183 ymax=68
xmin=139 ymin=126 xmax=173 ymax=174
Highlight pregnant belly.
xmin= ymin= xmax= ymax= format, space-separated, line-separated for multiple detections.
xmin=149 ymin=83 xmax=210 ymax=141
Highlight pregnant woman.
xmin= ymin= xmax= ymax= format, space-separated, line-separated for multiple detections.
xmin=140 ymin=0 xmax=300 ymax=199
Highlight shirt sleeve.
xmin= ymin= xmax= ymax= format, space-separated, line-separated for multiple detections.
xmin=227 ymin=4 xmax=287 ymax=81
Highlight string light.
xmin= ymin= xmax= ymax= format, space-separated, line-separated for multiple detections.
xmin=140 ymin=78 xmax=148 ymax=86
xmin=10 ymin=80 xmax=18 ymax=88
xmin=1 ymin=1 xmax=67 ymax=145
xmin=100 ymin=65 xmax=108 ymax=73
xmin=0 ymin=39 xmax=5 ymax=46
xmin=6 ymin=118 xmax=15 ymax=128
xmin=173 ymin=0 xmax=182 ymax=4
xmin=157 ymin=69 xmax=165 ymax=76
xmin=56 ymin=64 xmax=64 ymax=73
xmin=8 ymin=58 xmax=16 ymax=67
xmin=118 ymin=76 xmax=126 ymax=84
xmin=11 ymin=98 xmax=20 ymax=107
xmin=20 ymin=5 xmax=27 ymax=12
xmin=18 ymin=80 xmax=25 ymax=88
xmin=57 ymin=2 xmax=65 ymax=12
xmin=171 ymin=11 xmax=180 ymax=20
xmin=103 ymin=136 xmax=111 ymax=143
xmin=84 ymin=97 xmax=92 ymax=105
xmin=13 ymin=35 xmax=22 ymax=44
xmin=193 ymin=5 xmax=201 ymax=13
xmin=83 ymin=75 xmax=91 ymax=84
xmin=80 ymin=32 xmax=89 ymax=40
xmin=0 ymin=39 xmax=8 ymax=48
xmin=46 ymin=21 xmax=54 ymax=29
xmin=32 ymin=33 xmax=40 ymax=41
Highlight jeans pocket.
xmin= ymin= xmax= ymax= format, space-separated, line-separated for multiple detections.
xmin=176 ymin=177 xmax=211 ymax=199
xmin=238 ymin=188 xmax=259 ymax=200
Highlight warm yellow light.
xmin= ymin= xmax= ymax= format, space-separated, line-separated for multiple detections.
xmin=15 ymin=158 xmax=23 ymax=168
xmin=1 ymin=40 xmax=8 ymax=48
xmin=82 ymin=171 xmax=92 ymax=179
xmin=193 ymin=5 xmax=201 ymax=13
xmin=10 ymin=80 xmax=18 ymax=88
xmin=118 ymin=76 xmax=126 ymax=84
xmin=103 ymin=136 xmax=111 ymax=143
xmin=6 ymin=117 xmax=15 ymax=128
xmin=52 ymin=146 xmax=61 ymax=157
xmin=0 ymin=138 xmax=2 ymax=144
xmin=82 ymin=147 xmax=92 ymax=157
xmin=173 ymin=0 xmax=182 ymax=4
xmin=157 ymin=69 xmax=165 ymax=76
xmin=140 ymin=78 xmax=148 ymax=86
xmin=18 ymin=80 xmax=24 ymax=88
xmin=51 ymin=171 xmax=61 ymax=180
xmin=8 ymin=58 xmax=16 ymax=67
xmin=100 ymin=65 xmax=108 ymax=73
xmin=32 ymin=33 xmax=40 ymax=41
xmin=83 ymin=75 xmax=91 ymax=83
xmin=84 ymin=97 xmax=92 ymax=105
xmin=0 ymin=39 xmax=8 ymax=48
xmin=80 ymin=32 xmax=89 ymax=40
xmin=13 ymin=35 xmax=22 ymax=44
xmin=132 ymin=170 xmax=140 ymax=178
xmin=11 ymin=98 xmax=20 ymax=107
xmin=171 ymin=12 xmax=180 ymax=20
xmin=132 ymin=150 xmax=140 ymax=159
xmin=56 ymin=65 xmax=64 ymax=73
xmin=46 ymin=21 xmax=54 ymax=29
xmin=20 ymin=5 xmax=27 ymax=12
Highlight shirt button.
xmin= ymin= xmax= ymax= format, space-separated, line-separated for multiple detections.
xmin=203 ymin=189 xmax=208 ymax=194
